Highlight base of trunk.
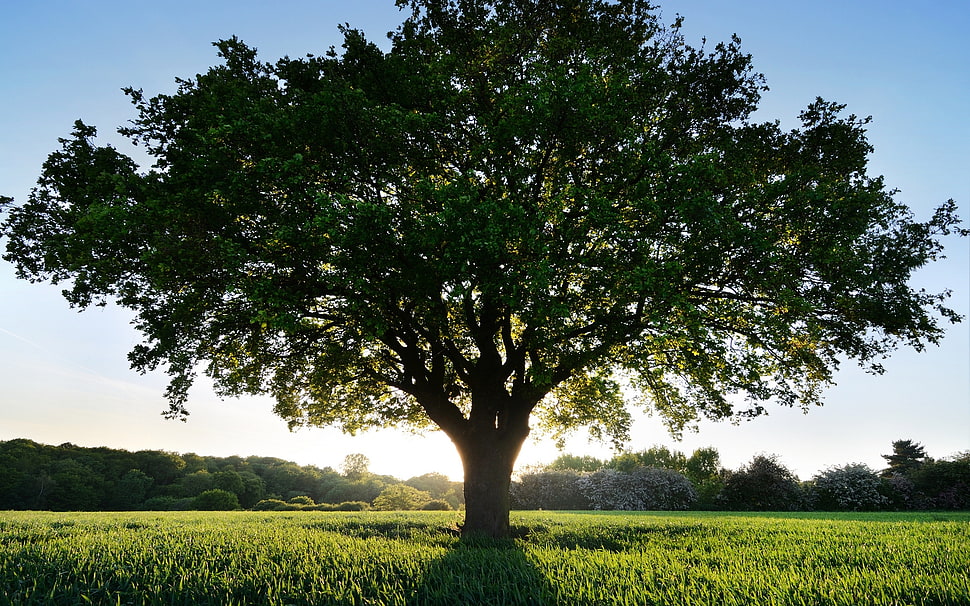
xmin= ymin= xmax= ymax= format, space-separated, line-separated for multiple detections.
xmin=456 ymin=430 xmax=528 ymax=540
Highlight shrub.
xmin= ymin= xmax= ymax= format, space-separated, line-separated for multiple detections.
xmin=334 ymin=501 xmax=370 ymax=511
xmin=511 ymin=470 xmax=590 ymax=510
xmin=373 ymin=484 xmax=433 ymax=511
xmin=718 ymin=455 xmax=803 ymax=511
xmin=579 ymin=467 xmax=697 ymax=511
xmin=287 ymin=495 xmax=315 ymax=506
xmin=141 ymin=496 xmax=187 ymax=511
xmin=420 ymin=499 xmax=453 ymax=511
xmin=811 ymin=463 xmax=887 ymax=511
xmin=194 ymin=489 xmax=241 ymax=511
xmin=252 ymin=499 xmax=289 ymax=511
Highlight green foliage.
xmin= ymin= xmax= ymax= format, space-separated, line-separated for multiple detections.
xmin=421 ymin=499 xmax=453 ymax=511
xmin=606 ymin=446 xmax=689 ymax=473
xmin=193 ymin=489 xmax=241 ymax=511
xmin=881 ymin=439 xmax=929 ymax=477
xmin=373 ymin=484 xmax=434 ymax=511
xmin=910 ymin=454 xmax=970 ymax=510
xmin=718 ymin=455 xmax=804 ymax=511
xmin=405 ymin=472 xmax=464 ymax=509
xmin=545 ymin=454 xmax=605 ymax=473
xmin=511 ymin=470 xmax=591 ymax=510
xmin=2 ymin=510 xmax=968 ymax=605
xmin=340 ymin=453 xmax=371 ymax=481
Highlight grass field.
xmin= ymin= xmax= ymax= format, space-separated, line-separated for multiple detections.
xmin=1 ymin=510 xmax=968 ymax=605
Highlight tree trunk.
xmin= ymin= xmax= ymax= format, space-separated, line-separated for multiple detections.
xmin=454 ymin=425 xmax=529 ymax=540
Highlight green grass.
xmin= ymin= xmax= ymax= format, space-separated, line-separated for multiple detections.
xmin=1 ymin=510 xmax=968 ymax=605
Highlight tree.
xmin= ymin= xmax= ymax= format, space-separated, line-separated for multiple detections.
xmin=881 ymin=440 xmax=929 ymax=477
xmin=1 ymin=0 xmax=963 ymax=538
xmin=607 ymin=446 xmax=688 ymax=473
xmin=194 ymin=488 xmax=241 ymax=510
xmin=545 ymin=454 xmax=605 ymax=473
xmin=718 ymin=455 xmax=803 ymax=511
xmin=340 ymin=453 xmax=371 ymax=481
xmin=372 ymin=484 xmax=433 ymax=510
xmin=111 ymin=469 xmax=154 ymax=510
xmin=510 ymin=469 xmax=590 ymax=510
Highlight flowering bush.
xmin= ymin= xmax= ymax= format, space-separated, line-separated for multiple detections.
xmin=811 ymin=463 xmax=887 ymax=511
xmin=578 ymin=467 xmax=697 ymax=511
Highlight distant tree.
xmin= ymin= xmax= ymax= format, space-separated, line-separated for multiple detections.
xmin=718 ymin=455 xmax=803 ymax=511
xmin=510 ymin=470 xmax=590 ymax=510
xmin=607 ymin=446 xmax=688 ymax=473
xmin=910 ymin=452 xmax=970 ymax=509
xmin=194 ymin=489 xmax=241 ymax=510
xmin=341 ymin=454 xmax=371 ymax=481
xmin=684 ymin=447 xmax=722 ymax=484
xmin=324 ymin=476 xmax=387 ymax=505
xmin=46 ymin=458 xmax=105 ymax=511
xmin=684 ymin=447 xmax=724 ymax=509
xmin=811 ymin=463 xmax=887 ymax=511
xmin=546 ymin=454 xmax=605 ymax=473
xmin=881 ymin=440 xmax=929 ymax=477
xmin=177 ymin=470 xmax=215 ymax=497
xmin=405 ymin=472 xmax=463 ymax=508
xmin=236 ymin=471 xmax=267 ymax=508
xmin=372 ymin=484 xmax=432 ymax=511
xmin=110 ymin=469 xmax=154 ymax=510
xmin=133 ymin=450 xmax=185 ymax=485
xmin=212 ymin=469 xmax=245 ymax=497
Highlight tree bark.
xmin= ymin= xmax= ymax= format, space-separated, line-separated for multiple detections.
xmin=454 ymin=424 xmax=530 ymax=540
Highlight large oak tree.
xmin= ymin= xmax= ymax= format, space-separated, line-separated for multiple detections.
xmin=1 ymin=0 xmax=964 ymax=538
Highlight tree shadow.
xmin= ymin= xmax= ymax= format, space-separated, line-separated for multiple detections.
xmin=411 ymin=534 xmax=555 ymax=605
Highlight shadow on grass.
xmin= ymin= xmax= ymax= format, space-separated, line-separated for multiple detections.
xmin=412 ymin=534 xmax=554 ymax=606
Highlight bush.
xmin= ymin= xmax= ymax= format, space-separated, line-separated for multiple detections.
xmin=579 ymin=467 xmax=697 ymax=511
xmin=334 ymin=501 xmax=370 ymax=511
xmin=194 ymin=489 xmax=241 ymax=511
xmin=141 ymin=496 xmax=191 ymax=511
xmin=420 ymin=499 xmax=453 ymax=511
xmin=511 ymin=470 xmax=590 ymax=510
xmin=811 ymin=463 xmax=887 ymax=511
xmin=718 ymin=455 xmax=803 ymax=511
xmin=373 ymin=484 xmax=433 ymax=511
xmin=252 ymin=499 xmax=289 ymax=511
xmin=287 ymin=495 xmax=315 ymax=506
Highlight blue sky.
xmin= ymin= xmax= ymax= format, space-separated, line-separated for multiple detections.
xmin=1 ymin=0 xmax=967 ymax=481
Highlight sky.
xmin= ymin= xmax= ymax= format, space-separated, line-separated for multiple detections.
xmin=1 ymin=0 xmax=967 ymax=482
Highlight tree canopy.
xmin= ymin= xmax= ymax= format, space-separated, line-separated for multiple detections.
xmin=1 ymin=0 xmax=963 ymax=537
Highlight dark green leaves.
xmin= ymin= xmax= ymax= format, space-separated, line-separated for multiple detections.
xmin=1 ymin=0 xmax=962 ymax=445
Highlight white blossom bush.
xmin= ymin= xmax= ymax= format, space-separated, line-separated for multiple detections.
xmin=578 ymin=467 xmax=697 ymax=511
xmin=811 ymin=463 xmax=887 ymax=511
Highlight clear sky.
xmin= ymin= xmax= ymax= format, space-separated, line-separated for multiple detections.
xmin=1 ymin=0 xmax=967 ymax=482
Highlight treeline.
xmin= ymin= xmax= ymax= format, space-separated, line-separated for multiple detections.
xmin=0 ymin=439 xmax=462 ymax=512
xmin=512 ymin=440 xmax=970 ymax=511
xmin=4 ymin=438 xmax=966 ymax=513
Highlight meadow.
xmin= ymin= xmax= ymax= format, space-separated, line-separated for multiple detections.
xmin=1 ymin=510 xmax=968 ymax=605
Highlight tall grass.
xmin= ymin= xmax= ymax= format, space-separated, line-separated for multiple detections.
xmin=1 ymin=510 xmax=967 ymax=605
